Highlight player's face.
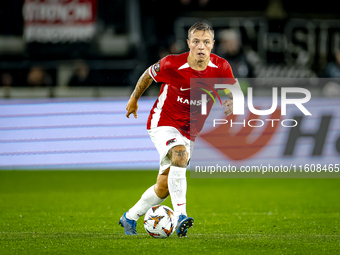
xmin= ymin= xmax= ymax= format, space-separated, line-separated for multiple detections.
xmin=187 ymin=30 xmax=214 ymax=62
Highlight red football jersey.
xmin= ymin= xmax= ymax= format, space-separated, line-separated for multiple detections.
xmin=147 ymin=51 xmax=235 ymax=141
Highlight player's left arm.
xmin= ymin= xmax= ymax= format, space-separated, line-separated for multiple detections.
xmin=222 ymin=78 xmax=244 ymax=116
xmin=222 ymin=85 xmax=234 ymax=116
xmin=222 ymin=96 xmax=233 ymax=116
xmin=220 ymin=62 xmax=243 ymax=116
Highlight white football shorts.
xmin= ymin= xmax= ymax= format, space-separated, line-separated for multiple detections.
xmin=148 ymin=126 xmax=194 ymax=174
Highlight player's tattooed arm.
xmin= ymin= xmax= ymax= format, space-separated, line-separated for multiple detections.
xmin=222 ymin=79 xmax=244 ymax=116
xmin=223 ymin=92 xmax=233 ymax=116
xmin=126 ymin=67 xmax=153 ymax=118
xmin=131 ymin=68 xmax=153 ymax=100
xmin=226 ymin=92 xmax=233 ymax=99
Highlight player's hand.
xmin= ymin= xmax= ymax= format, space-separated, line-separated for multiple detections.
xmin=126 ymin=97 xmax=138 ymax=118
xmin=222 ymin=99 xmax=233 ymax=116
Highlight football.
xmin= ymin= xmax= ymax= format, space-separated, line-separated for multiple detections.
xmin=143 ymin=205 xmax=176 ymax=238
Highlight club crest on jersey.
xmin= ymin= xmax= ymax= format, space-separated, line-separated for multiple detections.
xmin=166 ymin=138 xmax=177 ymax=146
xmin=154 ymin=61 xmax=160 ymax=72
xmin=151 ymin=61 xmax=160 ymax=77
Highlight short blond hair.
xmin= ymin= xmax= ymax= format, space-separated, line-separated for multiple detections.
xmin=188 ymin=22 xmax=214 ymax=39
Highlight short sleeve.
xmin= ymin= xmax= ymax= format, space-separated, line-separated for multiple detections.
xmin=148 ymin=56 xmax=170 ymax=83
xmin=220 ymin=60 xmax=235 ymax=79
xmin=218 ymin=60 xmax=236 ymax=90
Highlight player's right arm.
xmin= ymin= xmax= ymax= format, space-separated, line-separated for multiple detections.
xmin=126 ymin=67 xmax=153 ymax=118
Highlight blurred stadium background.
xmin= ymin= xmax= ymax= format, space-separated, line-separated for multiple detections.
xmin=0 ymin=0 xmax=340 ymax=170
xmin=1 ymin=3 xmax=339 ymax=254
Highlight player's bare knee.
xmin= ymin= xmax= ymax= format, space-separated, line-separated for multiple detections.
xmin=168 ymin=145 xmax=188 ymax=168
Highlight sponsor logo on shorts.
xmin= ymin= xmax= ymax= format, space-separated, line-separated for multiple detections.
xmin=166 ymin=138 xmax=177 ymax=146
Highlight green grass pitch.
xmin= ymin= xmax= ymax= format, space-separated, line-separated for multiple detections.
xmin=0 ymin=170 xmax=339 ymax=254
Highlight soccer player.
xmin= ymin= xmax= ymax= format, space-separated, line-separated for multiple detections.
xmin=120 ymin=22 xmax=238 ymax=237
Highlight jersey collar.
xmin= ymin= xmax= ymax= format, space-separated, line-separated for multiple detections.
xmin=178 ymin=60 xmax=218 ymax=70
